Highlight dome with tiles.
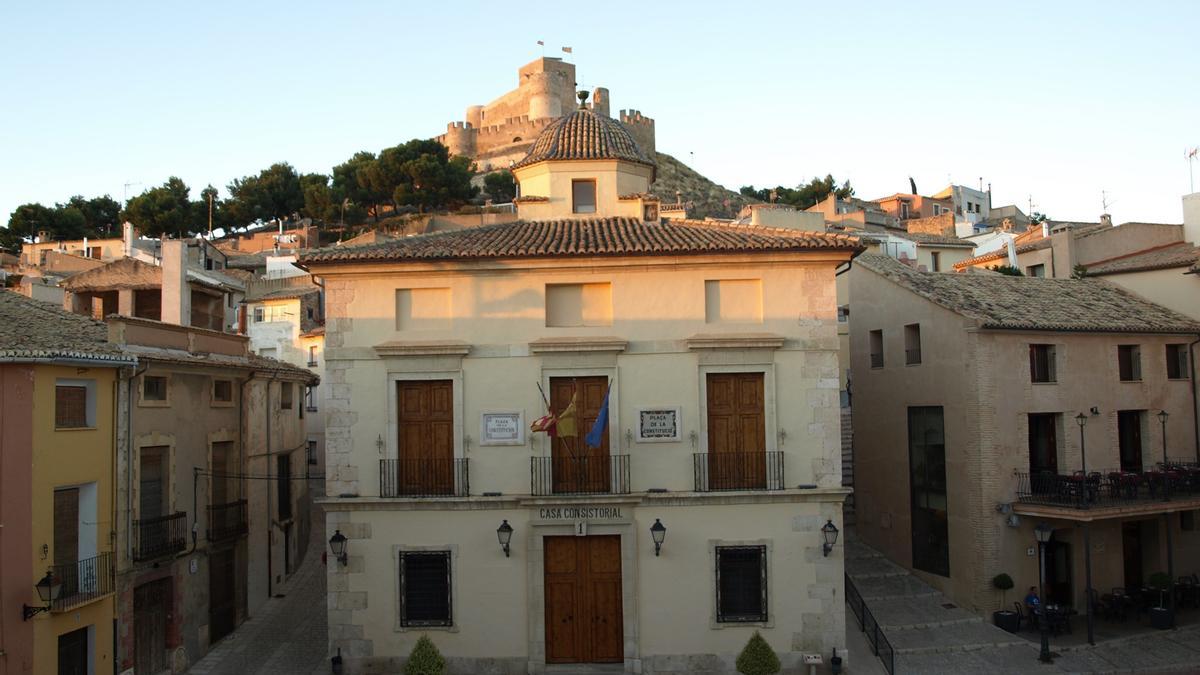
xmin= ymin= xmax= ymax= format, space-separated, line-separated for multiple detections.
xmin=513 ymin=98 xmax=654 ymax=170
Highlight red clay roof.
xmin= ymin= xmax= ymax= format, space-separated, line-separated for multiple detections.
xmin=1084 ymin=242 xmax=1200 ymax=276
xmin=513 ymin=108 xmax=654 ymax=170
xmin=299 ymin=217 xmax=862 ymax=265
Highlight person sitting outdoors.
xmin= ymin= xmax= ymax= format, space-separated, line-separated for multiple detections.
xmin=1024 ymin=586 xmax=1041 ymax=612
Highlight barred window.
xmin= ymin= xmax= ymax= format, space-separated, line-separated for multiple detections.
xmin=213 ymin=379 xmax=233 ymax=403
xmin=55 ymin=385 xmax=89 ymax=428
xmin=716 ymin=545 xmax=767 ymax=623
xmin=281 ymin=383 xmax=293 ymax=410
xmin=143 ymin=375 xmax=168 ymax=401
xmin=400 ymin=551 xmax=452 ymax=627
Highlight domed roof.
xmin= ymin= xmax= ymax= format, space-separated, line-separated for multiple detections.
xmin=513 ymin=106 xmax=654 ymax=170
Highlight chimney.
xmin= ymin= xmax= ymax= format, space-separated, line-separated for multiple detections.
xmin=123 ymin=222 xmax=134 ymax=258
xmin=1100 ymin=214 xmax=1113 ymax=228
xmin=1184 ymin=192 xmax=1200 ymax=245
xmin=161 ymin=240 xmax=190 ymax=326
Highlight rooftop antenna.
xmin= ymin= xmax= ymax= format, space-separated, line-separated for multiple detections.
xmin=1188 ymin=147 xmax=1198 ymax=193
xmin=1028 ymin=194 xmax=1037 ymax=218
xmin=1101 ymin=190 xmax=1116 ymax=215
xmin=123 ymin=180 xmax=142 ymax=202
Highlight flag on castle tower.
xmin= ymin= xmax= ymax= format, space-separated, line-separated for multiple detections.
xmin=1189 ymin=147 xmax=1199 ymax=159
xmin=537 ymin=40 xmax=544 ymax=46
xmin=562 ymin=46 xmax=573 ymax=53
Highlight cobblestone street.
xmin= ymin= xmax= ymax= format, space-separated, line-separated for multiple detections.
xmin=186 ymin=484 xmax=328 ymax=675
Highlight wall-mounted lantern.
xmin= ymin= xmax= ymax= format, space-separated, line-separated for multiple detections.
xmin=22 ymin=570 xmax=62 ymax=620
xmin=497 ymin=520 xmax=514 ymax=557
xmin=821 ymin=520 xmax=840 ymax=557
xmin=650 ymin=519 xmax=666 ymax=556
xmin=328 ymin=529 xmax=348 ymax=566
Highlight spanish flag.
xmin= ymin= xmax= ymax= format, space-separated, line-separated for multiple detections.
xmin=556 ymin=392 xmax=579 ymax=437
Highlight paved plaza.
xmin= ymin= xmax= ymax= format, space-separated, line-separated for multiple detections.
xmin=845 ymin=534 xmax=1200 ymax=674
xmin=186 ymin=484 xmax=328 ymax=675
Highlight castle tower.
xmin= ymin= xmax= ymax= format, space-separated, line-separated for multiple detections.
xmin=442 ymin=121 xmax=477 ymax=158
xmin=590 ymin=87 xmax=610 ymax=117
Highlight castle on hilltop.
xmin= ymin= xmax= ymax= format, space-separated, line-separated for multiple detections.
xmin=435 ymin=57 xmax=656 ymax=172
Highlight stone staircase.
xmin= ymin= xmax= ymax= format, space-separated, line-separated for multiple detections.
xmin=845 ymin=536 xmax=1039 ymax=674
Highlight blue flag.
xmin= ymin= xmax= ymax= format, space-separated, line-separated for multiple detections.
xmin=585 ymin=384 xmax=611 ymax=449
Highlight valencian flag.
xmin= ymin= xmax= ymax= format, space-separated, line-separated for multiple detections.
xmin=585 ymin=384 xmax=611 ymax=448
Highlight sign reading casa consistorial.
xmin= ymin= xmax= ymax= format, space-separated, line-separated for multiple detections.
xmin=537 ymin=506 xmax=625 ymax=520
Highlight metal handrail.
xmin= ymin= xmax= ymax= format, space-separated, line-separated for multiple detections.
xmin=845 ymin=573 xmax=895 ymax=675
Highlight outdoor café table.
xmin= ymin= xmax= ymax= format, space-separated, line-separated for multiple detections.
xmin=1109 ymin=472 xmax=1140 ymax=499
xmin=1035 ymin=605 xmax=1075 ymax=635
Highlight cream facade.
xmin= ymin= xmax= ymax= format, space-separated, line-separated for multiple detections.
xmin=849 ymin=255 xmax=1200 ymax=623
xmin=312 ymin=249 xmax=855 ymax=673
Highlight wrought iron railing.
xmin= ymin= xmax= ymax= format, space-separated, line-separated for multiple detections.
xmin=52 ymin=552 xmax=114 ymax=611
xmin=380 ymin=458 xmax=469 ymax=497
xmin=531 ymin=455 xmax=630 ymax=496
xmin=206 ymin=500 xmax=248 ymax=542
xmin=1015 ymin=466 xmax=1200 ymax=509
xmin=870 ymin=353 xmax=884 ymax=368
xmin=845 ymin=573 xmax=895 ymax=675
xmin=133 ymin=512 xmax=188 ymax=561
xmin=905 ymin=348 xmax=922 ymax=365
xmin=693 ymin=452 xmax=784 ymax=491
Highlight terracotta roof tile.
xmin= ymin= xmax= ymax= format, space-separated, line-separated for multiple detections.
xmin=298 ymin=217 xmax=862 ymax=264
xmin=857 ymin=254 xmax=1200 ymax=333
xmin=1083 ymin=242 xmax=1200 ymax=276
xmin=0 ymin=290 xmax=134 ymax=364
xmin=513 ymin=108 xmax=654 ymax=169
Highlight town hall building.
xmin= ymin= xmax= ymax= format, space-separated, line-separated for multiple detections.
xmin=303 ymin=99 xmax=860 ymax=674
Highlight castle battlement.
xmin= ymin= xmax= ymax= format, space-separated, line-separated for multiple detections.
xmin=436 ymin=58 xmax=656 ymax=166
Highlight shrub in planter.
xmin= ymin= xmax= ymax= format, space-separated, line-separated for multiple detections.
xmin=736 ymin=631 xmax=781 ymax=675
xmin=992 ymin=573 xmax=1015 ymax=608
xmin=991 ymin=573 xmax=1019 ymax=632
xmin=404 ymin=635 xmax=446 ymax=675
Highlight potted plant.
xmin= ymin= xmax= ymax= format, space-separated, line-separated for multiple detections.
xmin=991 ymin=573 xmax=1019 ymax=632
xmin=404 ymin=635 xmax=446 ymax=675
xmin=1147 ymin=572 xmax=1173 ymax=630
xmin=735 ymin=631 xmax=781 ymax=675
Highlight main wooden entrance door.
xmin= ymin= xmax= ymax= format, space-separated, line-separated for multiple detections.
xmin=209 ymin=548 xmax=236 ymax=644
xmin=550 ymin=377 xmax=611 ymax=493
xmin=706 ymin=373 xmax=766 ymax=489
xmin=396 ymin=380 xmax=454 ymax=495
xmin=57 ymin=626 xmax=89 ymax=675
xmin=134 ymin=578 xmax=171 ymax=675
xmin=544 ymin=535 xmax=623 ymax=664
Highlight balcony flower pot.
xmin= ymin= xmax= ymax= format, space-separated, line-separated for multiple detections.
xmin=993 ymin=610 xmax=1020 ymax=633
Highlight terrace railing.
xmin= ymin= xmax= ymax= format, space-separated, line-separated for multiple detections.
xmin=380 ymin=458 xmax=469 ymax=497
xmin=52 ymin=552 xmax=114 ymax=611
xmin=693 ymin=452 xmax=785 ymax=492
xmin=531 ymin=455 xmax=630 ymax=496
xmin=133 ymin=512 xmax=188 ymax=562
xmin=1015 ymin=465 xmax=1200 ymax=509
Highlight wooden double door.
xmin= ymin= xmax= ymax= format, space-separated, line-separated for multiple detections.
xmin=396 ymin=380 xmax=454 ymax=495
xmin=706 ymin=373 xmax=766 ymax=489
xmin=134 ymin=578 xmax=171 ymax=675
xmin=550 ymin=377 xmax=611 ymax=493
xmin=209 ymin=547 xmax=237 ymax=644
xmin=544 ymin=535 xmax=623 ymax=664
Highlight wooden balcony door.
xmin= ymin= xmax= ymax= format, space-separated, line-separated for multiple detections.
xmin=550 ymin=376 xmax=610 ymax=493
xmin=706 ymin=373 xmax=766 ymax=489
xmin=396 ymin=380 xmax=454 ymax=495
xmin=544 ymin=535 xmax=623 ymax=664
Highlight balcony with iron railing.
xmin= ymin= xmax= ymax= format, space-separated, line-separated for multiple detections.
xmin=206 ymin=500 xmax=248 ymax=542
xmin=133 ymin=512 xmax=188 ymax=561
xmin=380 ymin=458 xmax=470 ymax=497
xmin=1014 ymin=459 xmax=1200 ymax=516
xmin=693 ymin=452 xmax=785 ymax=492
xmin=531 ymin=455 xmax=630 ymax=496
xmin=51 ymin=552 xmax=115 ymax=612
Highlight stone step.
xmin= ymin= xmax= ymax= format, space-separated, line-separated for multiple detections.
xmin=851 ymin=574 xmax=940 ymax=601
xmin=845 ymin=554 xmax=908 ymax=579
xmin=863 ymin=595 xmax=982 ymax=630
xmin=845 ymin=538 xmax=884 ymax=561
xmin=886 ymin=621 xmax=1028 ymax=655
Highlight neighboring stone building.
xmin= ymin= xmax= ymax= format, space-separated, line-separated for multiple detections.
xmin=305 ymin=104 xmax=860 ymax=674
xmin=242 ymin=273 xmax=327 ymax=474
xmin=108 ymin=315 xmax=316 ymax=674
xmin=435 ymin=57 xmax=655 ymax=173
xmin=849 ymin=254 xmax=1200 ymax=623
xmin=0 ymin=291 xmax=136 ymax=675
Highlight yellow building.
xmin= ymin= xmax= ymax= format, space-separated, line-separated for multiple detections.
xmin=0 ymin=291 xmax=136 ymax=675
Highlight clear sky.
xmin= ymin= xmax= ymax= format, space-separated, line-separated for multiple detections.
xmin=2 ymin=0 xmax=1197 ymax=227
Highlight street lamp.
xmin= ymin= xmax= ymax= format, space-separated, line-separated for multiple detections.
xmin=328 ymin=529 xmax=348 ymax=566
xmin=22 ymin=570 xmax=62 ymax=620
xmin=1158 ymin=410 xmax=1170 ymax=501
xmin=1034 ymin=523 xmax=1054 ymax=663
xmin=1075 ymin=413 xmax=1088 ymax=506
xmin=496 ymin=520 xmax=513 ymax=557
xmin=822 ymin=520 xmax=840 ymax=557
xmin=650 ymin=519 xmax=666 ymax=557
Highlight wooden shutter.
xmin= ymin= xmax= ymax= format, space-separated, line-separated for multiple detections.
xmin=54 ymin=488 xmax=80 ymax=566
xmin=55 ymin=385 xmax=88 ymax=428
